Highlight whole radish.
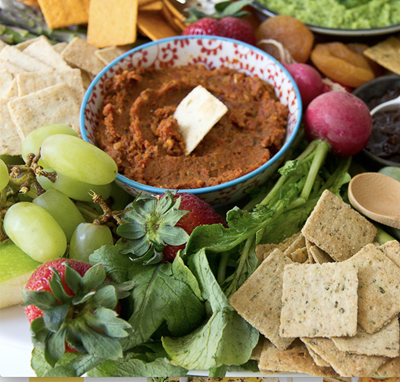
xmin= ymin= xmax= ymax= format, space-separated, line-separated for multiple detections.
xmin=304 ymin=91 xmax=372 ymax=157
xmin=283 ymin=63 xmax=325 ymax=108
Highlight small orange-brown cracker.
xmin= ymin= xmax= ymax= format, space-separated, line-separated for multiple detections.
xmin=38 ymin=0 xmax=90 ymax=29
xmin=137 ymin=11 xmax=178 ymax=41
xmin=87 ymin=0 xmax=138 ymax=48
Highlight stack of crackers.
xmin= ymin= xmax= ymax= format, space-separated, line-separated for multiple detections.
xmin=230 ymin=189 xmax=400 ymax=378
xmin=0 ymin=35 xmax=131 ymax=157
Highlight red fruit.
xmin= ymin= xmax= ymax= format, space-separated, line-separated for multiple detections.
xmin=182 ymin=17 xmax=222 ymax=36
xmin=162 ymin=193 xmax=227 ymax=262
xmin=25 ymin=258 xmax=92 ymax=325
xmin=219 ymin=17 xmax=256 ymax=45
xmin=182 ymin=16 xmax=256 ymax=46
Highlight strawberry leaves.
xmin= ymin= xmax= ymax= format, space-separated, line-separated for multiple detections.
xmin=117 ymin=191 xmax=189 ymax=265
xmin=22 ymin=262 xmax=134 ymax=367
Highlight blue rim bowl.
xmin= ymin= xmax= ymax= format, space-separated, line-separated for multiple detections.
xmin=80 ymin=35 xmax=302 ymax=206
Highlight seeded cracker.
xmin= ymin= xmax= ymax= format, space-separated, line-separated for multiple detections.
xmin=284 ymin=233 xmax=306 ymax=256
xmin=280 ymin=262 xmax=358 ymax=338
xmin=344 ymin=243 xmax=400 ymax=333
xmin=229 ymin=249 xmax=295 ymax=350
xmin=305 ymin=345 xmax=331 ymax=367
xmin=256 ymin=232 xmax=301 ymax=263
xmin=287 ymin=247 xmax=308 ymax=263
xmin=0 ymin=45 xmax=53 ymax=73
xmin=309 ymin=245 xmax=334 ymax=264
xmin=381 ymin=240 xmax=400 ymax=267
xmin=259 ymin=338 xmax=339 ymax=377
xmin=301 ymin=337 xmax=388 ymax=377
xmin=7 ymin=83 xmax=80 ymax=139
xmin=95 ymin=46 xmax=129 ymax=65
xmin=16 ymin=69 xmax=85 ymax=104
xmin=61 ymin=37 xmax=105 ymax=76
xmin=0 ymin=59 xmax=27 ymax=76
xmin=0 ymin=98 xmax=21 ymax=156
xmin=373 ymin=352 xmax=400 ymax=378
xmin=302 ymin=190 xmax=377 ymax=261
xmin=0 ymin=70 xmax=13 ymax=98
xmin=332 ymin=319 xmax=399 ymax=357
xmin=22 ymin=36 xmax=70 ymax=71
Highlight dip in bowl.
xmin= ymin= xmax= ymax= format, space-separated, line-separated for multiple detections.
xmin=80 ymin=36 xmax=301 ymax=206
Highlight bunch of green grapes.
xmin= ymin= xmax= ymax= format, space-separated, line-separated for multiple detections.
xmin=1 ymin=124 xmax=133 ymax=264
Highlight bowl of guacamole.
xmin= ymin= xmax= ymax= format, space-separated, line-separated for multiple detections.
xmin=252 ymin=0 xmax=400 ymax=36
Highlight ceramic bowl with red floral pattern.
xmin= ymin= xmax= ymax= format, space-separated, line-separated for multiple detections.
xmin=80 ymin=35 xmax=302 ymax=207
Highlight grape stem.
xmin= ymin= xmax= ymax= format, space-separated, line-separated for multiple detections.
xmin=90 ymin=191 xmax=123 ymax=226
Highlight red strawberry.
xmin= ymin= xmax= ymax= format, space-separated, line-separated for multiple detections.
xmin=22 ymin=258 xmax=133 ymax=366
xmin=219 ymin=17 xmax=256 ymax=45
xmin=117 ymin=191 xmax=227 ymax=263
xmin=182 ymin=17 xmax=222 ymax=36
xmin=162 ymin=193 xmax=227 ymax=262
xmin=182 ymin=16 xmax=256 ymax=45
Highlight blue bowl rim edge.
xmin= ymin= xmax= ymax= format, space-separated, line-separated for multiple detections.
xmin=79 ymin=35 xmax=303 ymax=196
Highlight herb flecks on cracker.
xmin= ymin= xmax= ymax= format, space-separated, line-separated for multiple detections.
xmin=280 ymin=262 xmax=358 ymax=338
xmin=302 ymin=189 xmax=377 ymax=261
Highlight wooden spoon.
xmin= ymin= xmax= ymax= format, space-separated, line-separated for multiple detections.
xmin=348 ymin=172 xmax=400 ymax=229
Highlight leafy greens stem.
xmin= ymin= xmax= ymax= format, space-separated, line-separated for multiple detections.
xmin=375 ymin=226 xmax=396 ymax=245
xmin=300 ymin=140 xmax=331 ymax=200
xmin=217 ymin=251 xmax=231 ymax=284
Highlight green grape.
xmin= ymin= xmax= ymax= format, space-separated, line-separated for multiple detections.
xmin=69 ymin=223 xmax=114 ymax=263
xmin=0 ymin=155 xmax=24 ymax=165
xmin=37 ymin=169 xmax=112 ymax=202
xmin=33 ymin=189 xmax=85 ymax=242
xmin=4 ymin=202 xmax=67 ymax=262
xmin=0 ymin=159 xmax=9 ymax=190
xmin=41 ymin=134 xmax=118 ymax=185
xmin=379 ymin=166 xmax=400 ymax=182
xmin=21 ymin=124 xmax=77 ymax=166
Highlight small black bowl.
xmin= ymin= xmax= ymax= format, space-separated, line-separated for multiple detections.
xmin=352 ymin=74 xmax=400 ymax=170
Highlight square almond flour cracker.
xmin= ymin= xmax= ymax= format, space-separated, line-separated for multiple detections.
xmin=381 ymin=240 xmax=400 ymax=267
xmin=7 ymin=83 xmax=80 ymax=139
xmin=309 ymin=245 xmax=335 ymax=264
xmin=229 ymin=249 xmax=295 ymax=351
xmin=332 ymin=319 xmax=399 ymax=358
xmin=280 ymin=262 xmax=358 ymax=338
xmin=259 ymin=338 xmax=339 ymax=377
xmin=0 ymin=98 xmax=22 ymax=156
xmin=373 ymin=352 xmax=400 ymax=378
xmin=302 ymin=190 xmax=377 ymax=261
xmin=301 ymin=337 xmax=388 ymax=377
xmin=344 ymin=243 xmax=400 ymax=334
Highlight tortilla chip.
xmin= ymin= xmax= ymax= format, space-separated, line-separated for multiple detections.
xmin=0 ymin=58 xmax=27 ymax=76
xmin=17 ymin=69 xmax=85 ymax=104
xmin=344 ymin=244 xmax=400 ymax=334
xmin=95 ymin=46 xmax=129 ymax=65
xmin=87 ymin=0 xmax=138 ymax=48
xmin=259 ymin=338 xmax=339 ymax=377
xmin=302 ymin=337 xmax=388 ymax=377
xmin=302 ymin=190 xmax=377 ymax=261
xmin=137 ymin=10 xmax=179 ymax=41
xmin=364 ymin=36 xmax=400 ymax=76
xmin=381 ymin=240 xmax=400 ymax=267
xmin=53 ymin=42 xmax=68 ymax=55
xmin=229 ymin=249 xmax=295 ymax=350
xmin=38 ymin=0 xmax=89 ymax=29
xmin=61 ymin=37 xmax=105 ymax=76
xmin=310 ymin=245 xmax=334 ymax=264
xmin=23 ymin=36 xmax=71 ymax=71
xmin=8 ymin=83 xmax=80 ymax=139
xmin=332 ymin=319 xmax=399 ymax=358
xmin=280 ymin=262 xmax=358 ymax=338
xmin=0 ymin=69 xmax=14 ymax=98
xmin=0 ymin=98 xmax=22 ymax=156
xmin=0 ymin=45 xmax=53 ymax=72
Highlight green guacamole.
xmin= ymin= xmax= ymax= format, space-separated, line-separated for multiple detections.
xmin=258 ymin=0 xmax=400 ymax=29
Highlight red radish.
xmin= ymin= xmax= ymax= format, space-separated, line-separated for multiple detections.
xmin=283 ymin=63 xmax=325 ymax=108
xmin=304 ymin=91 xmax=372 ymax=157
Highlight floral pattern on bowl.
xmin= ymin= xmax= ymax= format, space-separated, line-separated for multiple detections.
xmin=80 ymin=35 xmax=302 ymax=207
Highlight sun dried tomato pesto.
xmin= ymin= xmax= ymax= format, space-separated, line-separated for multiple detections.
xmin=95 ymin=65 xmax=288 ymax=189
